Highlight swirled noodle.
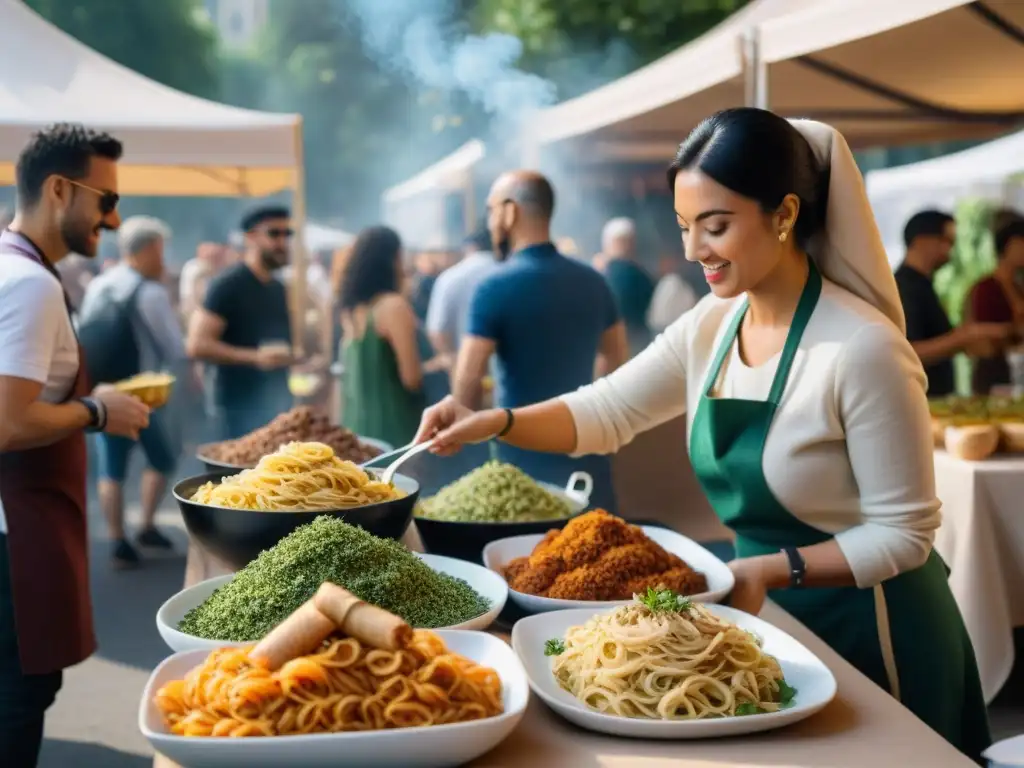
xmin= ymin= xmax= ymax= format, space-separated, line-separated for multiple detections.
xmin=551 ymin=602 xmax=789 ymax=719
xmin=154 ymin=630 xmax=504 ymax=737
xmin=190 ymin=441 xmax=402 ymax=511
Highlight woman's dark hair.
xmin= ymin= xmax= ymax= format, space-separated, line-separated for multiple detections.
xmin=338 ymin=225 xmax=402 ymax=311
xmin=995 ymin=219 xmax=1024 ymax=258
xmin=668 ymin=108 xmax=829 ymax=250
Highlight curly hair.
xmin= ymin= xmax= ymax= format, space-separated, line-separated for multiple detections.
xmin=15 ymin=123 xmax=123 ymax=208
xmin=338 ymin=226 xmax=403 ymax=311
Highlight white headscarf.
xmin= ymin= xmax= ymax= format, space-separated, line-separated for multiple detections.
xmin=789 ymin=120 xmax=906 ymax=334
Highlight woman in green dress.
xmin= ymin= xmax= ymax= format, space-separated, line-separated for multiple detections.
xmin=337 ymin=226 xmax=430 ymax=448
xmin=413 ymin=109 xmax=991 ymax=762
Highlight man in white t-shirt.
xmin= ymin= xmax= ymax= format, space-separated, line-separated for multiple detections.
xmin=0 ymin=123 xmax=149 ymax=765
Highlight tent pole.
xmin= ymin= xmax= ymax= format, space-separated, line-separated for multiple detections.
xmin=755 ymin=33 xmax=770 ymax=109
xmin=290 ymin=119 xmax=308 ymax=359
xmin=743 ymin=28 xmax=770 ymax=110
xmin=743 ymin=29 xmax=757 ymax=107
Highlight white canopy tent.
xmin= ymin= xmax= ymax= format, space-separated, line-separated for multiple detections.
xmin=305 ymin=222 xmax=355 ymax=252
xmin=0 ymin=0 xmax=313 ymax=343
xmin=0 ymin=0 xmax=302 ymax=196
xmin=865 ymin=130 xmax=1024 ymax=262
xmin=523 ymin=0 xmax=814 ymax=155
xmin=526 ymin=0 xmax=1024 ymax=157
xmin=381 ymin=139 xmax=486 ymax=247
xmin=756 ymin=0 xmax=1024 ymax=148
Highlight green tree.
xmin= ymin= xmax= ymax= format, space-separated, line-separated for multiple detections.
xmin=240 ymin=0 xmax=486 ymax=223
xmin=473 ymin=0 xmax=749 ymax=96
xmin=23 ymin=0 xmax=219 ymax=98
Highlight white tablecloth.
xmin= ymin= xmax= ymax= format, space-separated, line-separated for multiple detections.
xmin=933 ymin=450 xmax=1024 ymax=703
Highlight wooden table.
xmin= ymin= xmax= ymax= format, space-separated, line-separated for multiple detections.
xmin=154 ymin=541 xmax=975 ymax=768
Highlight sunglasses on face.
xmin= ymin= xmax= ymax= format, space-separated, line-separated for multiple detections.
xmin=264 ymin=227 xmax=294 ymax=239
xmin=63 ymin=177 xmax=119 ymax=214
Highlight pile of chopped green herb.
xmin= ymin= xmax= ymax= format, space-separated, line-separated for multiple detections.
xmin=178 ymin=516 xmax=491 ymax=641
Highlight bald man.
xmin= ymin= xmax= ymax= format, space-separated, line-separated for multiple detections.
xmin=452 ymin=171 xmax=628 ymax=512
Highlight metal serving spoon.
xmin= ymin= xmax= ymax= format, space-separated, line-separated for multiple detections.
xmin=360 ymin=439 xmax=435 ymax=485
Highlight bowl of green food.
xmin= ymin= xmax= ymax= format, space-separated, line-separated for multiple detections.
xmin=413 ymin=462 xmax=592 ymax=563
xmin=156 ymin=515 xmax=504 ymax=653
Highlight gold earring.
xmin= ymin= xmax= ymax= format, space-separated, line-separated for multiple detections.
xmin=778 ymin=231 xmax=788 ymax=243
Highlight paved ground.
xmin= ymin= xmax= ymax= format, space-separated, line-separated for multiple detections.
xmin=35 ymin=445 xmax=1024 ymax=767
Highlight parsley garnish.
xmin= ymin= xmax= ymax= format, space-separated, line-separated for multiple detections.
xmin=637 ymin=587 xmax=693 ymax=614
xmin=735 ymin=702 xmax=765 ymax=716
xmin=544 ymin=638 xmax=566 ymax=656
xmin=777 ymin=679 xmax=797 ymax=707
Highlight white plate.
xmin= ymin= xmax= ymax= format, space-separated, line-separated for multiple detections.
xmin=512 ymin=605 xmax=836 ymax=739
xmin=141 ymin=631 xmax=528 ymax=768
xmin=482 ymin=526 xmax=734 ymax=614
xmin=156 ymin=553 xmax=507 ymax=653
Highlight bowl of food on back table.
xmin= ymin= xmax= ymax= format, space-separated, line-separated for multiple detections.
xmin=196 ymin=406 xmax=391 ymax=473
xmin=412 ymin=461 xmax=592 ymax=563
xmin=174 ymin=440 xmax=417 ymax=570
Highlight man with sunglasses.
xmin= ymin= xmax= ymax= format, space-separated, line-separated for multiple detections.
xmin=895 ymin=209 xmax=1012 ymax=397
xmin=0 ymin=123 xmax=151 ymax=766
xmin=187 ymin=206 xmax=295 ymax=438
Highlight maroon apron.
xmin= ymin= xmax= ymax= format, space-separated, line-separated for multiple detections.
xmin=0 ymin=233 xmax=95 ymax=675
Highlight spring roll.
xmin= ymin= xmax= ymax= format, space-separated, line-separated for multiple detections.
xmin=249 ymin=599 xmax=335 ymax=670
xmin=314 ymin=582 xmax=412 ymax=650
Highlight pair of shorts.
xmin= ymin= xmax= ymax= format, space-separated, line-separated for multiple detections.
xmin=94 ymin=410 xmax=177 ymax=482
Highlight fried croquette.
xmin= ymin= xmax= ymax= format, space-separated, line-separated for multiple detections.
xmin=503 ymin=510 xmax=708 ymax=600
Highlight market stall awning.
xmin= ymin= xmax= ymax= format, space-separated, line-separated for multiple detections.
xmin=0 ymin=0 xmax=301 ymax=196
xmin=864 ymin=128 xmax=1024 ymax=261
xmin=381 ymin=140 xmax=486 ymax=204
xmin=524 ymin=0 xmax=814 ymax=149
xmin=758 ymin=0 xmax=1024 ymax=148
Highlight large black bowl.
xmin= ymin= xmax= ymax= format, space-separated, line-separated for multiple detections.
xmin=413 ymin=514 xmax=582 ymax=565
xmin=173 ymin=470 xmax=418 ymax=570
xmin=196 ymin=436 xmax=393 ymax=475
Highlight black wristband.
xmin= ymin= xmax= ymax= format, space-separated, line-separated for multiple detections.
xmin=78 ymin=397 xmax=105 ymax=433
xmin=496 ymin=408 xmax=514 ymax=438
xmin=781 ymin=546 xmax=806 ymax=588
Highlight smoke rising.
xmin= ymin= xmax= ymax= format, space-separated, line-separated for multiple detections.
xmin=340 ymin=0 xmax=557 ymax=120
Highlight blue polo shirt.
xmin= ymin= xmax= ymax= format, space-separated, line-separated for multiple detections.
xmin=466 ymin=242 xmax=620 ymax=511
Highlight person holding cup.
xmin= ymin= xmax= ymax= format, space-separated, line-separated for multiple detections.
xmin=187 ymin=207 xmax=295 ymax=439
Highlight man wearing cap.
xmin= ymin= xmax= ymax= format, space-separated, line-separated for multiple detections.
xmin=187 ymin=206 xmax=295 ymax=439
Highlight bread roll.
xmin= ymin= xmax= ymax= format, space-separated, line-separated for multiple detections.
xmin=944 ymin=424 xmax=999 ymax=461
xmin=998 ymin=421 xmax=1024 ymax=453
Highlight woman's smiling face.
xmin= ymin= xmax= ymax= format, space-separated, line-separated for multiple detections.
xmin=674 ymin=168 xmax=798 ymax=298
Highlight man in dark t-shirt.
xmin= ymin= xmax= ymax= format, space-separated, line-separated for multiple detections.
xmin=894 ymin=210 xmax=1011 ymax=397
xmin=187 ymin=206 xmax=294 ymax=438
xmin=455 ymin=171 xmax=628 ymax=512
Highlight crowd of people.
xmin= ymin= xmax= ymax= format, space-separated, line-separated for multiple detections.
xmin=1 ymin=110 xmax=1021 ymax=765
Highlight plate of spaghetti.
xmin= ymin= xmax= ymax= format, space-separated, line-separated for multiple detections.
xmin=511 ymin=591 xmax=836 ymax=738
xmin=141 ymin=585 xmax=528 ymax=768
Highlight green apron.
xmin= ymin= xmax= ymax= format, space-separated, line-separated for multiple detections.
xmin=688 ymin=263 xmax=990 ymax=764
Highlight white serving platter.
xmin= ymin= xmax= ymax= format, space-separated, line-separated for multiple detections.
xmin=512 ymin=604 xmax=836 ymax=739
xmin=141 ymin=630 xmax=528 ymax=768
xmin=156 ymin=553 xmax=507 ymax=653
xmin=482 ymin=525 xmax=734 ymax=614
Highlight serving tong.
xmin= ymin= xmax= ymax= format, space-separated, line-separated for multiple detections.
xmin=360 ymin=440 xmax=435 ymax=485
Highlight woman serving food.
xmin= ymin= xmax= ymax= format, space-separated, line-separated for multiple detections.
xmin=415 ymin=108 xmax=990 ymax=761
